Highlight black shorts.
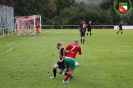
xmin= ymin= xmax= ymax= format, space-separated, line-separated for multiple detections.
xmin=80 ymin=32 xmax=85 ymax=37
xmin=87 ymin=29 xmax=91 ymax=32
xmin=57 ymin=61 xmax=65 ymax=70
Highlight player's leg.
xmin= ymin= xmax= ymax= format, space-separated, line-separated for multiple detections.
xmin=89 ymin=30 xmax=92 ymax=36
xmin=50 ymin=64 xmax=59 ymax=79
xmin=36 ymin=29 xmax=37 ymax=35
xmin=83 ymin=33 xmax=85 ymax=44
xmin=87 ymin=32 xmax=88 ymax=36
xmin=63 ymin=58 xmax=75 ymax=84
xmin=59 ymin=62 xmax=67 ymax=75
xmin=121 ymin=30 xmax=123 ymax=35
xmin=80 ymin=37 xmax=82 ymax=44
xmin=84 ymin=28 xmax=86 ymax=37
xmin=83 ymin=37 xmax=85 ymax=44
xmin=116 ymin=30 xmax=120 ymax=34
xmin=86 ymin=30 xmax=88 ymax=36
xmin=37 ymin=30 xmax=39 ymax=35
xmin=80 ymin=32 xmax=83 ymax=44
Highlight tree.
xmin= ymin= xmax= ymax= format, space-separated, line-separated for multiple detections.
xmin=55 ymin=0 xmax=75 ymax=13
xmin=100 ymin=0 xmax=133 ymax=24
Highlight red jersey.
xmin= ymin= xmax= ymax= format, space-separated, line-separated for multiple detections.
xmin=35 ymin=25 xmax=40 ymax=30
xmin=65 ymin=43 xmax=81 ymax=59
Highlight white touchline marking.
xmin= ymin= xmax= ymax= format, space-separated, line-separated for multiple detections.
xmin=6 ymin=42 xmax=15 ymax=46
xmin=0 ymin=37 xmax=34 ymax=56
xmin=0 ymin=30 xmax=51 ymax=56
xmin=6 ymin=44 xmax=10 ymax=46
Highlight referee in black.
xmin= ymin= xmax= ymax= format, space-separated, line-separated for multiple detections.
xmin=79 ymin=21 xmax=86 ymax=44
xmin=116 ymin=21 xmax=123 ymax=35
xmin=87 ymin=21 xmax=92 ymax=37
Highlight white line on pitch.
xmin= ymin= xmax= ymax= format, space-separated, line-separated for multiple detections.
xmin=0 ymin=30 xmax=51 ymax=56
xmin=0 ymin=37 xmax=34 ymax=56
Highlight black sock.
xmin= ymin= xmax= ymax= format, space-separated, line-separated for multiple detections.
xmin=65 ymin=73 xmax=67 ymax=75
xmin=53 ymin=68 xmax=56 ymax=77
xmin=87 ymin=33 xmax=88 ymax=36
xmin=121 ymin=31 xmax=123 ymax=35
xmin=117 ymin=31 xmax=119 ymax=34
xmin=81 ymin=39 xmax=82 ymax=44
xmin=83 ymin=39 xmax=85 ymax=44
xmin=90 ymin=33 xmax=91 ymax=36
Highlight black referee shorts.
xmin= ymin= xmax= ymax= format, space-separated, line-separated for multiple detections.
xmin=80 ymin=32 xmax=85 ymax=37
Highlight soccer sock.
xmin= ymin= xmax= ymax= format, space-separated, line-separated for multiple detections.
xmin=53 ymin=68 xmax=56 ymax=77
xmin=66 ymin=68 xmax=69 ymax=72
xmin=87 ymin=33 xmax=88 ymax=36
xmin=64 ymin=68 xmax=69 ymax=75
xmin=64 ymin=73 xmax=71 ymax=81
xmin=83 ymin=39 xmax=85 ymax=44
xmin=64 ymin=73 xmax=67 ymax=75
xmin=117 ymin=31 xmax=119 ymax=34
xmin=80 ymin=39 xmax=82 ymax=44
xmin=90 ymin=33 xmax=91 ymax=36
xmin=121 ymin=31 xmax=123 ymax=35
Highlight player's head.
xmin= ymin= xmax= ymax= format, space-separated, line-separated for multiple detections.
xmin=74 ymin=39 xmax=78 ymax=44
xmin=89 ymin=21 xmax=91 ymax=24
xmin=120 ymin=21 xmax=123 ymax=24
xmin=56 ymin=43 xmax=61 ymax=49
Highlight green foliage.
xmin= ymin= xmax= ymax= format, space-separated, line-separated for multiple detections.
xmin=100 ymin=0 xmax=133 ymax=24
xmin=1 ymin=0 xmax=133 ymax=25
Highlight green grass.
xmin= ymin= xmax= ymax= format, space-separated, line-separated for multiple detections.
xmin=0 ymin=29 xmax=133 ymax=88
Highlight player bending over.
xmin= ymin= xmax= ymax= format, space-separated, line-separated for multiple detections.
xmin=62 ymin=39 xmax=82 ymax=84
xmin=50 ymin=43 xmax=66 ymax=79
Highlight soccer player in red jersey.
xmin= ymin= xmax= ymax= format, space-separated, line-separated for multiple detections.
xmin=35 ymin=24 xmax=40 ymax=35
xmin=62 ymin=39 xmax=82 ymax=84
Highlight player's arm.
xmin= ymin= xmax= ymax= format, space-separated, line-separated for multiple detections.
xmin=78 ymin=47 xmax=82 ymax=55
xmin=58 ymin=49 xmax=65 ymax=62
xmin=63 ymin=48 xmax=67 ymax=58
xmin=58 ymin=57 xmax=64 ymax=63
xmin=63 ymin=44 xmax=70 ymax=57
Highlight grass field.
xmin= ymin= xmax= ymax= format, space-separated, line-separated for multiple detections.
xmin=0 ymin=29 xmax=133 ymax=88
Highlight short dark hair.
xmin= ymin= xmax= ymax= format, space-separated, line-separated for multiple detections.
xmin=74 ymin=39 xmax=78 ymax=44
xmin=57 ymin=43 xmax=61 ymax=46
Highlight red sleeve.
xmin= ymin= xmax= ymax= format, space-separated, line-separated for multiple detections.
xmin=78 ymin=46 xmax=82 ymax=54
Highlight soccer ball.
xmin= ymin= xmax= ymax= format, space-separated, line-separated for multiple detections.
xmin=75 ymin=62 xmax=79 ymax=67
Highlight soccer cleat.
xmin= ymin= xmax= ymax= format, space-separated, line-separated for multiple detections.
xmin=62 ymin=69 xmax=66 ymax=75
xmin=63 ymin=80 xmax=68 ymax=84
xmin=50 ymin=76 xmax=56 ymax=79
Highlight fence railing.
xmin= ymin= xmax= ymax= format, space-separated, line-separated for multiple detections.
xmin=1 ymin=25 xmax=133 ymax=37
xmin=41 ymin=25 xmax=116 ymax=29
xmin=41 ymin=25 xmax=133 ymax=29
